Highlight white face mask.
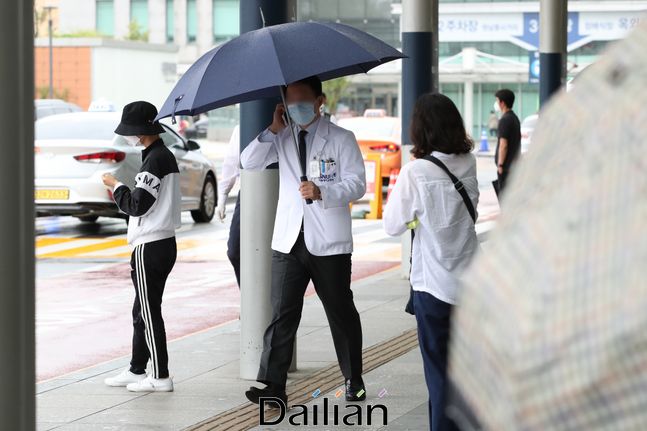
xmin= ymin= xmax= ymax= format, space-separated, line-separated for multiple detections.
xmin=123 ymin=135 xmax=140 ymax=147
xmin=493 ymin=101 xmax=502 ymax=113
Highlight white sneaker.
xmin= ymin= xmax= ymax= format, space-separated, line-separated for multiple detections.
xmin=127 ymin=375 xmax=174 ymax=392
xmin=104 ymin=368 xmax=147 ymax=387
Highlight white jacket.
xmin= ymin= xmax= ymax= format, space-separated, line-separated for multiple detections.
xmin=113 ymin=140 xmax=182 ymax=246
xmin=218 ymin=125 xmax=240 ymax=201
xmin=383 ymin=152 xmax=480 ymax=304
xmin=241 ymin=117 xmax=366 ymax=256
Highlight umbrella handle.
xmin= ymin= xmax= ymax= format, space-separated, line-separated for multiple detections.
xmin=301 ymin=176 xmax=313 ymax=205
xmin=171 ymin=95 xmax=184 ymax=125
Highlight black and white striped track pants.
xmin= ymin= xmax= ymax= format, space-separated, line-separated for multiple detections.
xmin=129 ymin=237 xmax=176 ymax=379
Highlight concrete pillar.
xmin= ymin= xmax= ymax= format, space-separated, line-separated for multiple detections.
xmin=518 ymin=82 xmax=524 ymax=118
xmin=239 ymin=170 xmax=279 ymax=380
xmin=478 ymin=82 xmax=483 ymax=136
xmin=400 ymin=0 xmax=437 ymax=278
xmin=148 ymin=0 xmax=167 ymax=44
xmin=464 ymin=80 xmax=474 ymax=138
xmin=239 ymin=0 xmax=294 ymax=380
xmin=462 ymin=47 xmax=476 ymax=138
xmin=539 ymin=0 xmax=567 ymax=106
xmin=197 ymin=0 xmax=213 ymax=54
xmin=0 ymin=0 xmax=35 ymax=428
xmin=430 ymin=0 xmax=439 ymax=93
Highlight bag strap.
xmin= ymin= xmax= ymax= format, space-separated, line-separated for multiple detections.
xmin=422 ymin=155 xmax=477 ymax=223
xmin=404 ymin=227 xmax=415 ymax=315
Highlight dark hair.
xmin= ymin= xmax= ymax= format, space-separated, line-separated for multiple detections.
xmin=495 ymin=89 xmax=515 ymax=109
xmin=286 ymin=76 xmax=323 ymax=97
xmin=410 ymin=93 xmax=474 ymax=158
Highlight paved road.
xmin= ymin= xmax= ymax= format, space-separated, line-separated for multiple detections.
xmin=35 ymin=152 xmax=498 ymax=382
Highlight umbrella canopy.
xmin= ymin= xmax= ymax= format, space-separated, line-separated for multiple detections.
xmin=448 ymin=22 xmax=647 ymax=431
xmin=156 ymin=21 xmax=404 ymax=121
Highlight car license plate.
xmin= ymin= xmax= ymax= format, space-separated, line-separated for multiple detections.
xmin=35 ymin=189 xmax=69 ymax=200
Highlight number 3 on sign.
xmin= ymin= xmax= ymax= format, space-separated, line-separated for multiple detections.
xmin=529 ymin=18 xmax=538 ymax=33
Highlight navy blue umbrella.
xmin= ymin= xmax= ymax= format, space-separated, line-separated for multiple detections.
xmin=157 ymin=21 xmax=403 ymax=204
xmin=156 ymin=21 xmax=404 ymax=121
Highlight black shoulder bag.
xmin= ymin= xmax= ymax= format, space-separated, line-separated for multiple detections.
xmin=404 ymin=155 xmax=477 ymax=315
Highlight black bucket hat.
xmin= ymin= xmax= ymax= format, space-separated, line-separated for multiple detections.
xmin=115 ymin=101 xmax=165 ymax=136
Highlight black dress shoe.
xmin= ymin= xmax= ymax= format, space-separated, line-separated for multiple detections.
xmin=245 ymin=384 xmax=288 ymax=408
xmin=345 ymin=377 xmax=366 ymax=401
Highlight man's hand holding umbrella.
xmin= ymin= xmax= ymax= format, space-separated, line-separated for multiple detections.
xmin=299 ymin=181 xmax=321 ymax=201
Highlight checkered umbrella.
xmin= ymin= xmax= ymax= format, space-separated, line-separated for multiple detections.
xmin=449 ymin=21 xmax=647 ymax=431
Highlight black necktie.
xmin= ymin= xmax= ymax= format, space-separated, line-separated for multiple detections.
xmin=298 ymin=129 xmax=308 ymax=177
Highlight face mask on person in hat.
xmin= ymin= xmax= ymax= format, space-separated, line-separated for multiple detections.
xmin=123 ymin=135 xmax=141 ymax=147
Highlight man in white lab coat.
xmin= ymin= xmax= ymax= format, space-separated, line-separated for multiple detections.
xmin=241 ymin=76 xmax=367 ymax=407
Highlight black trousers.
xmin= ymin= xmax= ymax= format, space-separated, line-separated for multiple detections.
xmin=226 ymin=194 xmax=241 ymax=288
xmin=257 ymin=232 xmax=363 ymax=387
xmin=129 ymin=237 xmax=177 ymax=379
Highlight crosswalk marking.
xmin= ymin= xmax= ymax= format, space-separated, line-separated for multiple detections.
xmin=35 ymin=220 xmax=397 ymax=260
xmin=35 ymin=217 xmax=495 ymax=260
xmin=37 ymin=238 xmax=112 ymax=257
xmin=36 ymin=237 xmax=79 ymax=248
xmin=37 ymin=239 xmax=128 ymax=259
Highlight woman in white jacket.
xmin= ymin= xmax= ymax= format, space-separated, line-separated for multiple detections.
xmin=383 ymin=93 xmax=479 ymax=431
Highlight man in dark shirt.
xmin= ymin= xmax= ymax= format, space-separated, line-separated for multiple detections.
xmin=494 ymin=89 xmax=521 ymax=194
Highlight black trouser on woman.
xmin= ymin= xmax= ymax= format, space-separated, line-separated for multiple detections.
xmin=256 ymin=232 xmax=363 ymax=387
xmin=129 ymin=237 xmax=177 ymax=379
xmin=413 ymin=290 xmax=458 ymax=431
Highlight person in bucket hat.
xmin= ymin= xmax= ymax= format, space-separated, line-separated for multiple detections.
xmin=102 ymin=101 xmax=181 ymax=392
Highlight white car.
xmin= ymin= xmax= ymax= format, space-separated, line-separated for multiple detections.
xmin=520 ymin=114 xmax=539 ymax=154
xmin=35 ymin=99 xmax=82 ymax=120
xmin=35 ymin=112 xmax=218 ymax=223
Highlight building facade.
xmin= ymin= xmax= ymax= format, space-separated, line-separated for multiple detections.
xmin=299 ymin=0 xmax=647 ymax=136
xmin=35 ymin=38 xmax=178 ymax=110
xmin=53 ymin=0 xmax=646 ymax=137
xmin=58 ymin=0 xmax=240 ymax=65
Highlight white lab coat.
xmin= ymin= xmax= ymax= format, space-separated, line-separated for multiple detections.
xmin=218 ymin=125 xmax=240 ymax=202
xmin=241 ymin=117 xmax=366 ymax=256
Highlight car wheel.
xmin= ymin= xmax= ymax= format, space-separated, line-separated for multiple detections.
xmin=191 ymin=174 xmax=216 ymax=223
xmin=77 ymin=215 xmax=99 ymax=223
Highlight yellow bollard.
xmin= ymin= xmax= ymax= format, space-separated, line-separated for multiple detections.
xmin=364 ymin=153 xmax=382 ymax=219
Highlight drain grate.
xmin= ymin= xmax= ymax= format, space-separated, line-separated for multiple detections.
xmin=185 ymin=328 xmax=419 ymax=431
